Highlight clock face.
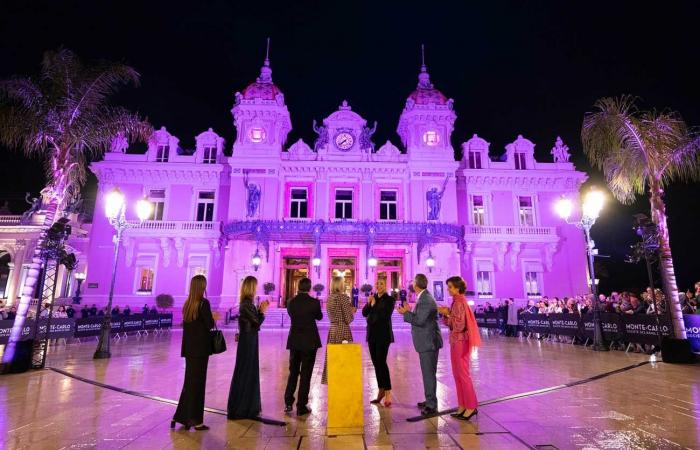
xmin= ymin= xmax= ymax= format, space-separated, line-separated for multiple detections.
xmin=334 ymin=132 xmax=354 ymax=150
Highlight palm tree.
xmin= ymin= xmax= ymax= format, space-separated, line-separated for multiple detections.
xmin=582 ymin=95 xmax=700 ymax=339
xmin=0 ymin=48 xmax=151 ymax=364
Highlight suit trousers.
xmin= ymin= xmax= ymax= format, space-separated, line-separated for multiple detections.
xmin=368 ymin=341 xmax=392 ymax=390
xmin=284 ymin=348 xmax=317 ymax=408
xmin=450 ymin=339 xmax=478 ymax=409
xmin=418 ymin=350 xmax=439 ymax=409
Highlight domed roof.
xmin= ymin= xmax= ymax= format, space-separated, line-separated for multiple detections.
xmin=407 ymin=65 xmax=448 ymax=106
xmin=241 ymin=59 xmax=283 ymax=101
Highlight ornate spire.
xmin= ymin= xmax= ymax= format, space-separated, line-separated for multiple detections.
xmin=256 ymin=37 xmax=273 ymax=83
xmin=417 ymin=43 xmax=433 ymax=89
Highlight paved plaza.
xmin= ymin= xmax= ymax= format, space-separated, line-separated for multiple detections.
xmin=1 ymin=329 xmax=698 ymax=449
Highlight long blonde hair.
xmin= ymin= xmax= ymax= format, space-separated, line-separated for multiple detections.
xmin=183 ymin=275 xmax=207 ymax=322
xmin=330 ymin=276 xmax=345 ymax=294
xmin=239 ymin=275 xmax=258 ymax=303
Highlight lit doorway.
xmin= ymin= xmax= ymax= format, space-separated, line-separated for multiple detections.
xmin=283 ymin=257 xmax=310 ymax=306
xmin=375 ymin=258 xmax=403 ymax=293
xmin=329 ymin=257 xmax=356 ymax=296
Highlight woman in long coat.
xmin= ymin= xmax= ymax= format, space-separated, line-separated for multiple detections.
xmin=438 ymin=276 xmax=482 ymax=421
xmin=321 ymin=276 xmax=356 ymax=384
xmin=227 ymin=276 xmax=269 ymax=419
xmin=172 ymin=275 xmax=215 ymax=430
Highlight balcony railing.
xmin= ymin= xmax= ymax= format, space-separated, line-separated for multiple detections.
xmin=126 ymin=220 xmax=221 ymax=237
xmin=0 ymin=215 xmax=22 ymax=226
xmin=465 ymin=224 xmax=557 ymax=241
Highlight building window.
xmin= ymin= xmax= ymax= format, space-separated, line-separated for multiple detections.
xmin=187 ymin=255 xmax=208 ymax=287
xmin=472 ymin=195 xmax=485 ymax=225
xmin=514 ymin=152 xmax=526 ymax=170
xmin=248 ymin=127 xmax=266 ymax=143
xmin=423 ymin=130 xmax=440 ymax=146
xmin=156 ymin=145 xmax=170 ymax=162
xmin=525 ymin=271 xmax=541 ymax=296
xmin=518 ymin=196 xmax=535 ymax=226
xmin=379 ymin=190 xmax=397 ymax=221
xmin=135 ymin=256 xmax=156 ymax=294
xmin=203 ymin=146 xmax=217 ymax=164
xmin=196 ymin=191 xmax=215 ymax=222
xmin=334 ymin=189 xmax=353 ymax=219
xmin=468 ymin=151 xmax=482 ymax=169
xmin=476 ymin=270 xmax=493 ymax=297
xmin=148 ymin=189 xmax=166 ymax=221
xmin=289 ymin=188 xmax=308 ymax=219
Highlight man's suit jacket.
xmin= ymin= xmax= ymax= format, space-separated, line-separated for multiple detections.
xmin=403 ymin=289 xmax=443 ymax=353
xmin=286 ymin=293 xmax=323 ymax=352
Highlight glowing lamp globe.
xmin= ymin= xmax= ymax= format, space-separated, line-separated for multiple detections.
xmin=312 ymin=257 xmax=321 ymax=267
xmin=251 ymin=254 xmax=262 ymax=267
xmin=135 ymin=198 xmax=153 ymax=222
xmin=554 ymin=197 xmax=574 ymax=221
xmin=368 ymin=257 xmax=378 ymax=267
xmin=426 ymin=255 xmax=435 ymax=268
xmin=104 ymin=189 xmax=125 ymax=219
xmin=75 ymin=272 xmax=86 ymax=281
xmin=582 ymin=189 xmax=605 ymax=220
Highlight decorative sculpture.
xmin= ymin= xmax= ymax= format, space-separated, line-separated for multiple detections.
xmin=243 ymin=173 xmax=261 ymax=218
xmin=21 ymin=192 xmax=42 ymax=224
xmin=426 ymin=177 xmax=449 ymax=221
xmin=312 ymin=120 xmax=328 ymax=152
xmin=110 ymin=132 xmax=128 ymax=153
xmin=551 ymin=136 xmax=571 ymax=163
xmin=359 ymin=121 xmax=377 ymax=153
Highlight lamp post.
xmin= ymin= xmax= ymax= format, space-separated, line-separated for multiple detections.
xmin=72 ymin=271 xmax=86 ymax=304
xmin=94 ymin=188 xmax=152 ymax=359
xmin=555 ymin=187 xmax=608 ymax=352
xmin=251 ymin=248 xmax=262 ymax=272
xmin=425 ymin=251 xmax=435 ymax=273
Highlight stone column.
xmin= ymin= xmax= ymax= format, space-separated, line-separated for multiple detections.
xmin=6 ymin=240 xmax=27 ymax=306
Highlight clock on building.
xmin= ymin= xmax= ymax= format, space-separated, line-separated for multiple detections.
xmin=334 ymin=131 xmax=355 ymax=151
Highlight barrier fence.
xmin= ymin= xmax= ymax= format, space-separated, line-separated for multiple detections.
xmin=0 ymin=314 xmax=173 ymax=344
xmin=475 ymin=312 xmax=700 ymax=352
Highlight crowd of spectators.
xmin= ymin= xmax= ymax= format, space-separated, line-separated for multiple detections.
xmin=78 ymin=303 xmax=159 ymax=318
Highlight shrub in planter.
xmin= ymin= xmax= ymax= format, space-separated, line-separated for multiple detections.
xmin=263 ymin=282 xmax=275 ymax=295
xmin=360 ymin=283 xmax=373 ymax=297
xmin=155 ymin=293 xmax=174 ymax=311
xmin=312 ymin=283 xmax=325 ymax=298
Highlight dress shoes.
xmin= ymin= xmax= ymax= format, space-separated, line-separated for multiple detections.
xmin=417 ymin=401 xmax=426 ymax=409
xmin=297 ymin=406 xmax=312 ymax=416
xmin=420 ymin=406 xmax=438 ymax=416
xmin=284 ymin=404 xmax=293 ymax=413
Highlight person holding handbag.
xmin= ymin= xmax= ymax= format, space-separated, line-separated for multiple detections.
xmin=437 ymin=276 xmax=482 ymax=421
xmin=227 ymin=276 xmax=269 ymax=419
xmin=172 ymin=274 xmax=215 ymax=431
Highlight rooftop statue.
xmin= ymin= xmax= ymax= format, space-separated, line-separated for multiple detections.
xmin=359 ymin=121 xmax=377 ymax=153
xmin=312 ymin=119 xmax=328 ymax=152
xmin=551 ymin=136 xmax=571 ymax=163
xmin=426 ymin=177 xmax=449 ymax=221
xmin=21 ymin=192 xmax=42 ymax=224
xmin=243 ymin=173 xmax=261 ymax=218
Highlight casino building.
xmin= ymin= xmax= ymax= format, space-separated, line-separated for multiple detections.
xmin=0 ymin=52 xmax=589 ymax=318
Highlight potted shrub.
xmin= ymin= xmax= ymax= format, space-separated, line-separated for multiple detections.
xmin=263 ymin=282 xmax=275 ymax=302
xmin=155 ymin=293 xmax=174 ymax=311
xmin=360 ymin=283 xmax=373 ymax=298
xmin=312 ymin=283 xmax=325 ymax=299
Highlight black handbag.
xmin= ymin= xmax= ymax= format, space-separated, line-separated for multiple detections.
xmin=211 ymin=324 xmax=227 ymax=354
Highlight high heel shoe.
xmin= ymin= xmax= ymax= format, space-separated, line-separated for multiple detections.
xmin=382 ymin=391 xmax=392 ymax=407
xmin=370 ymin=389 xmax=385 ymax=404
xmin=450 ymin=409 xmax=466 ymax=418
xmin=170 ymin=420 xmax=176 ymax=429
xmin=457 ymin=409 xmax=478 ymax=421
xmin=193 ymin=424 xmax=210 ymax=431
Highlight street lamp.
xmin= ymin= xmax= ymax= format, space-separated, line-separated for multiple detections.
xmin=72 ymin=271 xmax=86 ymax=304
xmin=555 ymin=187 xmax=608 ymax=352
xmin=425 ymin=251 xmax=435 ymax=273
xmin=94 ymin=189 xmax=152 ymax=359
xmin=368 ymin=257 xmax=378 ymax=267
xmin=251 ymin=248 xmax=262 ymax=271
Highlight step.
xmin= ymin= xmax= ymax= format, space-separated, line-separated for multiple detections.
xmin=223 ymin=309 xmax=413 ymax=330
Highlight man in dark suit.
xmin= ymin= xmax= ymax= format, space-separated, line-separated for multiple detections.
xmin=397 ymin=273 xmax=443 ymax=416
xmin=284 ymin=277 xmax=322 ymax=416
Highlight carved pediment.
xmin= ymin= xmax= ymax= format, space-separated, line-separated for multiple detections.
xmin=373 ymin=140 xmax=403 ymax=162
xmin=287 ymin=139 xmax=316 ymax=160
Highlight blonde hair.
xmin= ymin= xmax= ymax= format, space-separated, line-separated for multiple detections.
xmin=330 ymin=276 xmax=345 ymax=294
xmin=239 ymin=275 xmax=258 ymax=303
xmin=183 ymin=275 xmax=207 ymax=323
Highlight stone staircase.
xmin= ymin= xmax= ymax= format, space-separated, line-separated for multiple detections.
xmin=224 ymin=307 xmax=412 ymax=330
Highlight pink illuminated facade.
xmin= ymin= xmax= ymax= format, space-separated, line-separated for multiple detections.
xmin=79 ymin=55 xmax=589 ymax=318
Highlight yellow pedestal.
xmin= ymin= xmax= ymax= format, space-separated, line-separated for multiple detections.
xmin=327 ymin=343 xmax=363 ymax=428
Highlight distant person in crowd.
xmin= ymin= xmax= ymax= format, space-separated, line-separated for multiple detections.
xmin=172 ymin=275 xmax=215 ymax=431
xmin=351 ymin=285 xmax=360 ymax=308
xmin=66 ymin=305 xmax=75 ymax=318
xmin=123 ymin=305 xmax=131 ymax=316
xmin=497 ymin=301 xmax=508 ymax=335
xmin=53 ymin=305 xmax=68 ymax=318
xmin=80 ymin=305 xmax=89 ymax=319
xmin=89 ymin=304 xmax=97 ymax=316
xmin=397 ymin=273 xmax=443 ymax=417
xmin=363 ymin=277 xmax=395 ymax=407
xmin=484 ymin=302 xmax=494 ymax=313
xmin=523 ymin=300 xmax=538 ymax=314
xmin=506 ymin=298 xmax=518 ymax=336
xmin=142 ymin=304 xmax=149 ymax=314
xmin=111 ymin=306 xmax=121 ymax=316
xmin=6 ymin=306 xmax=16 ymax=320
xmin=150 ymin=306 xmax=158 ymax=315
xmin=228 ymin=276 xmax=268 ymax=419
xmin=0 ymin=301 xmax=7 ymax=320
xmin=438 ymin=276 xmax=481 ymax=421
xmin=97 ymin=308 xmax=105 ymax=316
xmin=284 ymin=277 xmax=322 ymax=416
xmin=626 ymin=295 xmax=646 ymax=315
xmin=39 ymin=302 xmax=51 ymax=318
xmin=321 ymin=276 xmax=356 ymax=385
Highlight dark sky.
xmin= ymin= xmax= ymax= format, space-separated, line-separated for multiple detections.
xmin=1 ymin=0 xmax=699 ymax=292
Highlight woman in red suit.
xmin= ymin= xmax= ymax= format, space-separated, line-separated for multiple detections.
xmin=438 ymin=276 xmax=482 ymax=420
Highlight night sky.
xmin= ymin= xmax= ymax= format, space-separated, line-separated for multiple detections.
xmin=1 ymin=1 xmax=699 ymax=293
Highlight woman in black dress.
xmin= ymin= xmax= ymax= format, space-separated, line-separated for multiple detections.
xmin=362 ymin=278 xmax=395 ymax=406
xmin=172 ymin=275 xmax=215 ymax=430
xmin=227 ymin=275 xmax=269 ymax=419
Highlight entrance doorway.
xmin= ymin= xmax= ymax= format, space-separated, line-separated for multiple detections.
xmin=283 ymin=257 xmax=310 ymax=306
xmin=375 ymin=258 xmax=403 ymax=293
xmin=329 ymin=257 xmax=356 ymax=297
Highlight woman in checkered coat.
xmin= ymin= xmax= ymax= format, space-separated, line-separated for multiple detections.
xmin=321 ymin=276 xmax=356 ymax=384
